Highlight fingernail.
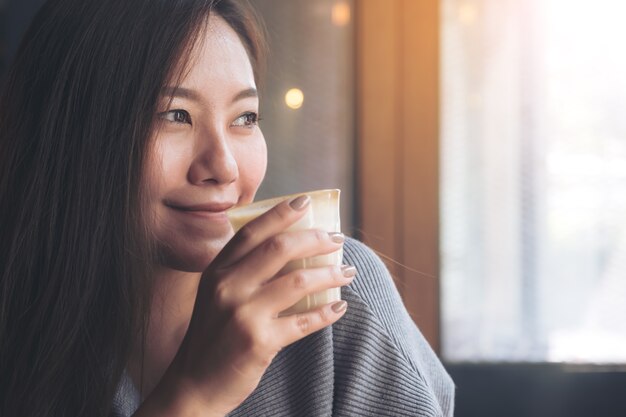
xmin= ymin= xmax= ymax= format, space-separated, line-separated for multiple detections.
xmin=329 ymin=232 xmax=345 ymax=244
xmin=341 ymin=265 xmax=357 ymax=278
xmin=331 ymin=300 xmax=348 ymax=313
xmin=289 ymin=195 xmax=310 ymax=211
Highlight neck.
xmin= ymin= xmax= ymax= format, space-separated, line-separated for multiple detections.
xmin=128 ymin=266 xmax=202 ymax=399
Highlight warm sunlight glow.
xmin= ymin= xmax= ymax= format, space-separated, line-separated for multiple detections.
xmin=331 ymin=2 xmax=351 ymax=27
xmin=285 ymin=88 xmax=304 ymax=109
xmin=457 ymin=3 xmax=477 ymax=25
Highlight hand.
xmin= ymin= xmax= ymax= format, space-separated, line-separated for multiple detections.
xmin=145 ymin=195 xmax=353 ymax=416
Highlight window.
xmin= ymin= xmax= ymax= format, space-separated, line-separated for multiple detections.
xmin=441 ymin=0 xmax=626 ymax=364
xmin=355 ymin=0 xmax=626 ymax=414
xmin=252 ymin=0 xmax=356 ymax=231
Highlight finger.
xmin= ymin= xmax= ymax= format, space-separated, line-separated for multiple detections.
xmin=252 ymin=265 xmax=356 ymax=314
xmin=201 ymin=230 xmax=344 ymax=310
xmin=227 ymin=228 xmax=345 ymax=291
xmin=217 ymin=195 xmax=311 ymax=267
xmin=275 ymin=301 xmax=348 ymax=346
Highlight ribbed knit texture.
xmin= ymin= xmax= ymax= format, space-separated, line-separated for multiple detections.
xmin=111 ymin=238 xmax=455 ymax=416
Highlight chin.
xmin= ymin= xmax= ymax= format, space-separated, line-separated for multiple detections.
xmin=158 ymin=237 xmax=230 ymax=272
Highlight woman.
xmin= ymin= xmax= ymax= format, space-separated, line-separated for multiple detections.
xmin=0 ymin=0 xmax=454 ymax=416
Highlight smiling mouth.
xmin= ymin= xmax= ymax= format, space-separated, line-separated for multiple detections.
xmin=165 ymin=202 xmax=235 ymax=221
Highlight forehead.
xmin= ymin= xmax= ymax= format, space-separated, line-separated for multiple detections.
xmin=176 ymin=14 xmax=256 ymax=90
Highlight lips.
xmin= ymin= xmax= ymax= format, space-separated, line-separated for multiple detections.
xmin=167 ymin=202 xmax=235 ymax=212
xmin=165 ymin=200 xmax=235 ymax=221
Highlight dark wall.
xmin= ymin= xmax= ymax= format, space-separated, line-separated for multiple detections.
xmin=447 ymin=363 xmax=626 ymax=417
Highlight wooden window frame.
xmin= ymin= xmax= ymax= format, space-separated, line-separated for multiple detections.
xmin=355 ymin=0 xmax=441 ymax=351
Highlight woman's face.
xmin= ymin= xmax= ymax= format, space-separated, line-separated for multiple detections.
xmin=144 ymin=15 xmax=267 ymax=272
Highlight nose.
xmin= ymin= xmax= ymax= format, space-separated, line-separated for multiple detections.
xmin=188 ymin=126 xmax=239 ymax=186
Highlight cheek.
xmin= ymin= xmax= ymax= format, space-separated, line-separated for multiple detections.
xmin=145 ymin=139 xmax=190 ymax=194
xmin=237 ymin=135 xmax=267 ymax=202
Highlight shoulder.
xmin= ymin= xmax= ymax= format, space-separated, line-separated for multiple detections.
xmin=343 ymin=236 xmax=387 ymax=271
xmin=340 ymin=237 xmax=414 ymax=345
xmin=337 ymin=237 xmax=455 ymax=417
xmin=341 ymin=237 xmax=403 ymax=312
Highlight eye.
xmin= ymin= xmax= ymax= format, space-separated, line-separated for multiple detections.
xmin=159 ymin=109 xmax=192 ymax=125
xmin=232 ymin=112 xmax=260 ymax=128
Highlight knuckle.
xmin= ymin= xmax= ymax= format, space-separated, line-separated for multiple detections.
xmin=332 ymin=265 xmax=344 ymax=281
xmin=291 ymin=271 xmax=307 ymax=289
xmin=233 ymin=307 xmax=270 ymax=345
xmin=295 ymin=314 xmax=311 ymax=334
xmin=213 ymin=281 xmax=234 ymax=307
xmin=317 ymin=307 xmax=331 ymax=324
xmin=313 ymin=229 xmax=327 ymax=243
xmin=233 ymin=304 xmax=253 ymax=326
xmin=267 ymin=234 xmax=287 ymax=255
xmin=232 ymin=308 xmax=256 ymax=343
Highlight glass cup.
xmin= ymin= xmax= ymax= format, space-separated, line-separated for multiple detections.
xmin=227 ymin=189 xmax=342 ymax=316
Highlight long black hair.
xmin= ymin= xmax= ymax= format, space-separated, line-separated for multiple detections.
xmin=0 ymin=0 xmax=266 ymax=415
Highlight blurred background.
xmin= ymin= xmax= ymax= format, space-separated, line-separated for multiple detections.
xmin=2 ymin=0 xmax=625 ymax=416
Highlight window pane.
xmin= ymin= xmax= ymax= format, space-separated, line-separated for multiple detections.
xmin=441 ymin=0 xmax=626 ymax=363
xmin=251 ymin=0 xmax=355 ymax=231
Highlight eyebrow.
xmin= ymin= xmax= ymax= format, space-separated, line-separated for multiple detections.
xmin=160 ymin=86 xmax=258 ymax=104
xmin=232 ymin=87 xmax=258 ymax=103
xmin=161 ymin=86 xmax=201 ymax=102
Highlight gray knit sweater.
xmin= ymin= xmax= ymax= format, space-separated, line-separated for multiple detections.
xmin=111 ymin=238 xmax=455 ymax=416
